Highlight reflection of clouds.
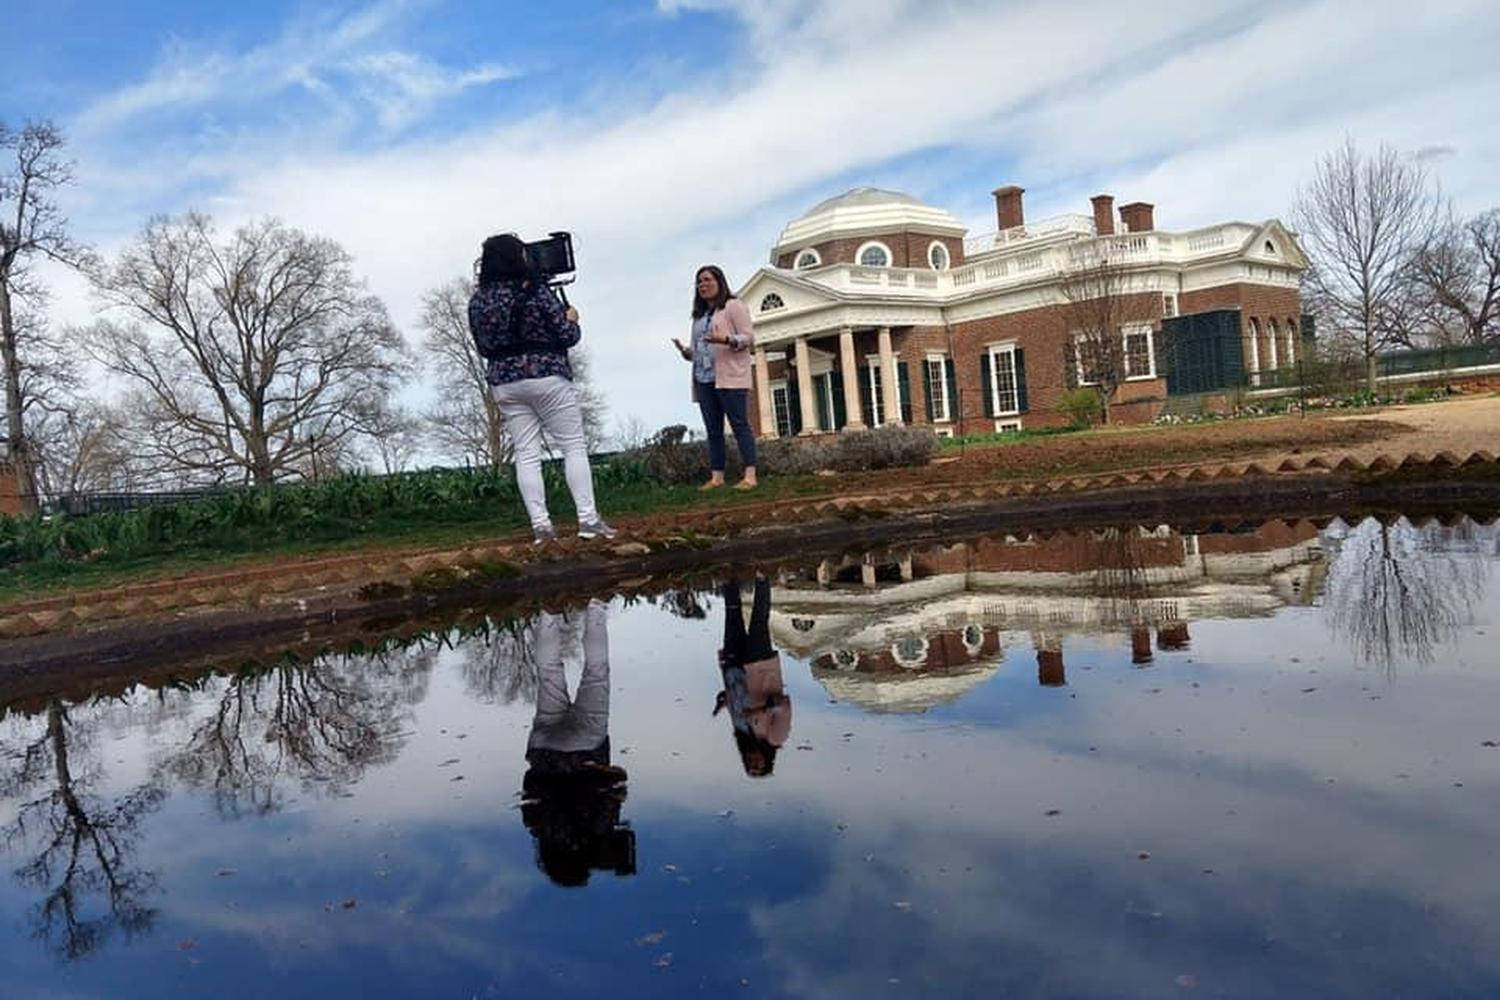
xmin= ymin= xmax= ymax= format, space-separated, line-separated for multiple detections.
xmin=1323 ymin=518 xmax=1490 ymax=669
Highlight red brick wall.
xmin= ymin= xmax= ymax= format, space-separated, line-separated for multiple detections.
xmin=776 ymin=231 xmax=965 ymax=270
xmin=0 ymin=460 xmax=22 ymax=516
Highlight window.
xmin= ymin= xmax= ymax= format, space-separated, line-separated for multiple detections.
xmin=856 ymin=241 xmax=892 ymax=268
xmin=1123 ymin=324 xmax=1155 ymax=379
xmin=771 ymin=381 xmax=792 ymax=438
xmin=924 ymin=354 xmax=951 ymax=422
xmin=987 ymin=344 xmax=1021 ymax=415
xmin=927 ymin=240 xmax=950 ymax=271
xmin=759 ymin=293 xmax=785 ymax=312
xmin=794 ymin=248 xmax=821 ymax=270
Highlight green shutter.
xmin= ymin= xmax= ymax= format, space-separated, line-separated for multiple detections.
xmin=1015 ymin=348 xmax=1028 ymax=412
xmin=898 ymin=361 xmax=912 ymax=424
xmin=944 ymin=359 xmax=958 ymax=422
xmin=980 ymin=353 xmax=995 ymax=417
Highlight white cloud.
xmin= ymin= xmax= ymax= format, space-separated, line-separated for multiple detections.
xmin=45 ymin=0 xmax=1500 ymax=442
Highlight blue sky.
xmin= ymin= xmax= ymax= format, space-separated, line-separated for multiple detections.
xmin=4 ymin=0 xmax=1499 ymax=439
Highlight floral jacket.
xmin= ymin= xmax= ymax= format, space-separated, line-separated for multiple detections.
xmin=467 ymin=280 xmax=581 ymax=385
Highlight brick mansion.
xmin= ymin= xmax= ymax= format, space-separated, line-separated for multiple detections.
xmin=737 ymin=184 xmax=1310 ymax=437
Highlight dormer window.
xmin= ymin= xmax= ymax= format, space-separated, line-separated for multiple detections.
xmin=927 ymin=240 xmax=950 ymax=271
xmin=794 ymin=248 xmax=821 ymax=270
xmin=759 ymin=293 xmax=785 ymax=312
xmin=857 ymin=241 xmax=892 ymax=268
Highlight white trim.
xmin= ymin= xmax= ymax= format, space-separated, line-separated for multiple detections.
xmin=924 ymin=353 xmax=951 ymax=423
xmin=985 ymin=341 xmax=1022 ymax=417
xmin=855 ymin=240 xmax=893 ymax=268
xmin=927 ymin=240 xmax=951 ymax=271
xmin=793 ymin=247 xmax=822 ymax=270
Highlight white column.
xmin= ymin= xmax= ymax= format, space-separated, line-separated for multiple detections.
xmin=753 ymin=347 xmax=777 ymax=439
xmin=839 ymin=327 xmax=865 ymax=430
xmin=1246 ymin=321 xmax=1261 ymax=386
xmin=878 ymin=326 xmax=901 ymax=426
xmin=794 ymin=336 xmax=817 ymax=435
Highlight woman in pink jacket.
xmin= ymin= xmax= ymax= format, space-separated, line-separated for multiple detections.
xmin=672 ymin=265 xmax=757 ymax=490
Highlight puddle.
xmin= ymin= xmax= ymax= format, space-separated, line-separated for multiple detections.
xmin=2 ymin=515 xmax=1498 ymax=998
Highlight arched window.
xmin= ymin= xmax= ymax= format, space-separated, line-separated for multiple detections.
xmin=927 ymin=240 xmax=950 ymax=271
xmin=856 ymin=241 xmax=892 ymax=268
xmin=794 ymin=248 xmax=821 ymax=270
xmin=759 ymin=293 xmax=785 ymax=312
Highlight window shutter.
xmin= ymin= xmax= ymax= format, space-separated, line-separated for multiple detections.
xmin=944 ymin=359 xmax=958 ymax=423
xmin=980 ymin=353 xmax=995 ymax=417
xmin=830 ymin=372 xmax=847 ymax=429
xmin=1015 ymin=348 xmax=1028 ymax=412
xmin=787 ymin=375 xmax=802 ymax=435
xmin=898 ymin=361 xmax=912 ymax=424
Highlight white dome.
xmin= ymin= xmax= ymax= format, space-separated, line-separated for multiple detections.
xmin=775 ymin=186 xmax=966 ymax=254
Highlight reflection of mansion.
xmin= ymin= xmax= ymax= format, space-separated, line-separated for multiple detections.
xmin=739 ymin=185 xmax=1309 ymax=438
xmin=770 ymin=521 xmax=1323 ymax=713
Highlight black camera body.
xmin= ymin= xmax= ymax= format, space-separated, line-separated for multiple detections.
xmin=525 ymin=231 xmax=575 ymax=281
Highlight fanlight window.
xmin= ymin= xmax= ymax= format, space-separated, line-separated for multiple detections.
xmin=794 ymin=249 xmax=821 ymax=270
xmin=759 ymin=293 xmax=785 ymax=312
xmin=857 ymin=241 xmax=892 ymax=268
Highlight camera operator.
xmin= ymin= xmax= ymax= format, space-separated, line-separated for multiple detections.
xmin=468 ymin=234 xmax=615 ymax=543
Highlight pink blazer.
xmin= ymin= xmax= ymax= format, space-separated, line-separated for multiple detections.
xmin=683 ymin=298 xmax=755 ymax=401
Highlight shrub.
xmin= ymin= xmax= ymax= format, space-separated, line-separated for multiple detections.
xmin=1053 ymin=388 xmax=1103 ymax=428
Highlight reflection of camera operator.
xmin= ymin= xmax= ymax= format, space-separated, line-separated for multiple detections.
xmin=520 ymin=600 xmax=636 ymax=887
xmin=468 ymin=234 xmax=615 ymax=544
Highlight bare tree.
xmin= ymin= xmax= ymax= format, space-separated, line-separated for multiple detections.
xmin=1410 ymin=208 xmax=1500 ymax=347
xmin=420 ymin=277 xmax=508 ymax=466
xmin=0 ymin=121 xmax=92 ymax=513
xmin=1293 ymin=139 xmax=1442 ymax=389
xmin=85 ymin=213 xmax=411 ymax=487
xmin=420 ymin=276 xmax=607 ymax=466
xmin=1058 ymin=249 xmax=1157 ymax=424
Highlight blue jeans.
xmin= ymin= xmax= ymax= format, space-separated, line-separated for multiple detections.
xmin=697 ymin=385 xmax=757 ymax=472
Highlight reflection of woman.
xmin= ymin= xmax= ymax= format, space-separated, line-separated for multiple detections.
xmin=714 ymin=577 xmax=791 ymax=777
xmin=520 ymin=600 xmax=635 ymax=886
xmin=671 ymin=265 xmax=758 ymax=491
xmin=468 ymin=234 xmax=616 ymax=544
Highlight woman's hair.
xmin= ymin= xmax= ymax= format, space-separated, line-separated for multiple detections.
xmin=692 ymin=264 xmax=735 ymax=318
xmin=478 ymin=234 xmax=532 ymax=285
xmin=733 ymin=728 xmax=777 ymax=778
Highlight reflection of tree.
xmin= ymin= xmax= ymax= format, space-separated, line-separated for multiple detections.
xmin=1 ymin=700 xmax=164 ymax=961
xmin=1324 ymin=517 xmax=1487 ymax=669
xmin=157 ymin=646 xmax=434 ymax=817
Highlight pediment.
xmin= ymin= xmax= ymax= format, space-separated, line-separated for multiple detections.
xmin=1238 ymin=219 xmax=1310 ymax=270
xmin=738 ymin=267 xmax=840 ymax=319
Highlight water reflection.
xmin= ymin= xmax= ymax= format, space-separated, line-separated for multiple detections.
xmin=156 ymin=646 xmax=435 ymax=817
xmin=1 ymin=699 xmax=163 ymax=960
xmin=1323 ymin=517 xmax=1488 ymax=669
xmin=714 ymin=577 xmax=792 ymax=778
xmin=520 ymin=600 xmax=635 ymax=886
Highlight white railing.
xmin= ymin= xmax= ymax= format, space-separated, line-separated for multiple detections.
xmin=789 ymin=223 xmax=1273 ymax=301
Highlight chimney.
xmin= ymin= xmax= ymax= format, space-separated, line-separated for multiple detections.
xmin=1130 ymin=626 xmax=1154 ymax=665
xmin=992 ymin=185 xmax=1025 ymax=230
xmin=1091 ymin=194 xmax=1115 ymax=236
xmin=1119 ymin=201 xmax=1155 ymax=233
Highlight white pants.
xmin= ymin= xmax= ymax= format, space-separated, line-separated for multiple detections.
xmin=528 ymin=602 xmax=611 ymax=754
xmin=489 ymin=375 xmax=599 ymax=531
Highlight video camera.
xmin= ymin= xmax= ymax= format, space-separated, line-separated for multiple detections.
xmin=525 ymin=231 xmax=576 ymax=305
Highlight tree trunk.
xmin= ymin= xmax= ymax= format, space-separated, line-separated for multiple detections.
xmin=0 ymin=279 xmax=39 ymax=515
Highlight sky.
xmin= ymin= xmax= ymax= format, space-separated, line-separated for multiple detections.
xmin=3 ymin=0 xmax=1499 ymax=443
